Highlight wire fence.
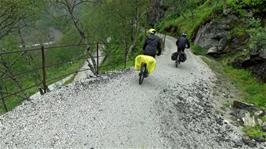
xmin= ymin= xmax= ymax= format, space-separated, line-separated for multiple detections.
xmin=0 ymin=42 xmax=104 ymax=112
xmin=0 ymin=35 xmax=167 ymax=113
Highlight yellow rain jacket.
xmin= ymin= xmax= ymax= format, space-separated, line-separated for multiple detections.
xmin=135 ymin=55 xmax=156 ymax=74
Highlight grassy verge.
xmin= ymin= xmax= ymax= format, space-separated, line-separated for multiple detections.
xmin=191 ymin=44 xmax=206 ymax=55
xmin=203 ymin=57 xmax=266 ymax=108
xmin=244 ymin=126 xmax=266 ymax=141
xmin=202 ymin=56 xmax=266 ymax=140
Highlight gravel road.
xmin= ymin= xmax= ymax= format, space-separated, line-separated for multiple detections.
xmin=0 ymin=36 xmax=257 ymax=148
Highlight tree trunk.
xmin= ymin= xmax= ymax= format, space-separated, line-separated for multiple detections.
xmin=63 ymin=0 xmax=97 ymax=75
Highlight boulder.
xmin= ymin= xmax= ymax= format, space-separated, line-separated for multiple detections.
xmin=207 ymin=47 xmax=219 ymax=55
xmin=232 ymin=52 xmax=266 ymax=82
xmin=251 ymin=62 xmax=266 ymax=82
xmin=232 ymin=101 xmax=257 ymax=111
xmin=193 ymin=14 xmax=238 ymax=57
xmin=242 ymin=112 xmax=256 ymax=127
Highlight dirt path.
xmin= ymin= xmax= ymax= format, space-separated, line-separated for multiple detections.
xmin=0 ymin=36 xmax=256 ymax=148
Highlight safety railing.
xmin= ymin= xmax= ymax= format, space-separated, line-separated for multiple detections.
xmin=0 ymin=34 xmax=167 ymax=113
xmin=0 ymin=42 xmax=104 ymax=112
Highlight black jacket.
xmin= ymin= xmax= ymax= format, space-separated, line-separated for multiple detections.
xmin=143 ymin=35 xmax=162 ymax=57
xmin=176 ymin=36 xmax=190 ymax=51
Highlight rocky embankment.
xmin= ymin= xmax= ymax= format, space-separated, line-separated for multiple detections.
xmin=194 ymin=9 xmax=266 ymax=82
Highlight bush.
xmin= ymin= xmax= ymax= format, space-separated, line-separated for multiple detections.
xmin=228 ymin=0 xmax=266 ymax=13
xmin=248 ymin=27 xmax=266 ymax=51
xmin=244 ymin=125 xmax=266 ymax=141
xmin=191 ymin=44 xmax=206 ymax=55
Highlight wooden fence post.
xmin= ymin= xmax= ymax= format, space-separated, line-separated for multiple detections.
xmin=96 ymin=42 xmax=99 ymax=75
xmin=41 ymin=45 xmax=48 ymax=93
xmin=163 ymin=33 xmax=166 ymax=50
xmin=0 ymin=84 xmax=8 ymax=112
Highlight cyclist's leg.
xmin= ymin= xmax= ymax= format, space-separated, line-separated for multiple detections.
xmin=143 ymin=63 xmax=149 ymax=77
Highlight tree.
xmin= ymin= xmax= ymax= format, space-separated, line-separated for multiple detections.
xmin=80 ymin=0 xmax=148 ymax=67
xmin=0 ymin=0 xmax=40 ymax=40
xmin=48 ymin=0 xmax=99 ymax=74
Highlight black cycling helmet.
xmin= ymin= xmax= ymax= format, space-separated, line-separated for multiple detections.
xmin=182 ymin=32 xmax=187 ymax=37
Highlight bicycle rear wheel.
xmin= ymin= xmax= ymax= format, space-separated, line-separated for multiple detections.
xmin=139 ymin=63 xmax=146 ymax=85
xmin=175 ymin=55 xmax=179 ymax=68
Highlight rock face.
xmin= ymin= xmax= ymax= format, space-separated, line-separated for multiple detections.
xmin=233 ymin=53 xmax=266 ymax=82
xmin=194 ymin=11 xmax=266 ymax=82
xmin=248 ymin=59 xmax=266 ymax=82
xmin=194 ymin=15 xmax=238 ymax=55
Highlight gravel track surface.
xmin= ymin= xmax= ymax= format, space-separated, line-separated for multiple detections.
xmin=0 ymin=36 xmax=255 ymax=148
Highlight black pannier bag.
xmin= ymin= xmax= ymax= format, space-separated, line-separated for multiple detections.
xmin=179 ymin=52 xmax=187 ymax=62
xmin=171 ymin=52 xmax=178 ymax=61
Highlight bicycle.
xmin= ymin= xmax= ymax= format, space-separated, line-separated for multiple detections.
xmin=139 ymin=63 xmax=147 ymax=85
xmin=135 ymin=55 xmax=156 ymax=85
xmin=175 ymin=53 xmax=180 ymax=68
xmin=173 ymin=51 xmax=186 ymax=68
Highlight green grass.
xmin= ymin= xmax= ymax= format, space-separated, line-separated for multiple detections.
xmin=203 ymin=56 xmax=266 ymax=140
xmin=222 ymin=64 xmax=266 ymax=108
xmin=244 ymin=126 xmax=266 ymax=141
xmin=261 ymin=116 xmax=266 ymax=122
xmin=100 ymin=33 xmax=144 ymax=72
xmin=100 ymin=45 xmax=128 ymax=72
xmin=63 ymin=75 xmax=76 ymax=86
xmin=100 ymin=51 xmax=136 ymax=72
xmin=191 ymin=44 xmax=206 ymax=55
xmin=158 ymin=0 xmax=222 ymax=37
xmin=203 ymin=57 xmax=266 ymax=108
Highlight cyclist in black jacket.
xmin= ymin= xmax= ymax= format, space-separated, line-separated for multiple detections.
xmin=143 ymin=28 xmax=162 ymax=58
xmin=176 ymin=33 xmax=190 ymax=52
xmin=175 ymin=33 xmax=190 ymax=62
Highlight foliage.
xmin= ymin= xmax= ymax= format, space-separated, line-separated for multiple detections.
xmin=203 ymin=57 xmax=266 ymax=108
xmin=157 ymin=0 xmax=222 ymax=37
xmin=191 ymin=44 xmax=206 ymax=55
xmin=228 ymin=0 xmax=266 ymax=9
xmin=0 ymin=0 xmax=151 ymax=113
xmin=248 ymin=27 xmax=266 ymax=51
xmin=244 ymin=125 xmax=266 ymax=141
xmin=0 ymin=0 xmax=42 ymax=39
